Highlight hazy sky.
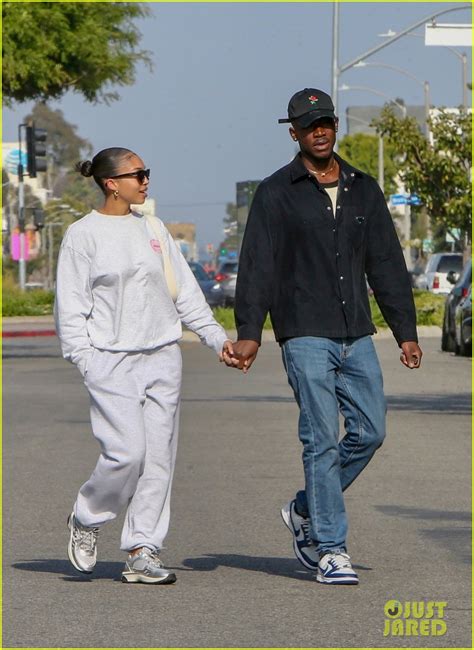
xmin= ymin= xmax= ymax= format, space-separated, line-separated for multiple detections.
xmin=3 ymin=2 xmax=472 ymax=252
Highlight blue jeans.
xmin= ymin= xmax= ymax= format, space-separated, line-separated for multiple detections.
xmin=281 ymin=335 xmax=386 ymax=555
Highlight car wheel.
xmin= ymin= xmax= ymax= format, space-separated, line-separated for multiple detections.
xmin=441 ymin=317 xmax=456 ymax=352
xmin=459 ymin=326 xmax=472 ymax=357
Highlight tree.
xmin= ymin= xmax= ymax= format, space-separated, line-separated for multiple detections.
xmin=337 ymin=132 xmax=399 ymax=198
xmin=3 ymin=2 xmax=152 ymax=106
xmin=373 ymin=106 xmax=471 ymax=250
xmin=219 ymin=202 xmax=239 ymax=254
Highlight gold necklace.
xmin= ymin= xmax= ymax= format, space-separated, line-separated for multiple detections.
xmin=309 ymin=159 xmax=336 ymax=178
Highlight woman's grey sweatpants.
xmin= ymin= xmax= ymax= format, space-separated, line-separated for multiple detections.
xmin=74 ymin=343 xmax=182 ymax=552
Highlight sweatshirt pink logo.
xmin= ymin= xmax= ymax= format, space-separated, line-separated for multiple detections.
xmin=150 ymin=239 xmax=162 ymax=253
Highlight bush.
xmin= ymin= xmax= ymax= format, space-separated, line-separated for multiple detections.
xmin=2 ymin=277 xmax=54 ymax=316
xmin=2 ymin=281 xmax=445 ymax=329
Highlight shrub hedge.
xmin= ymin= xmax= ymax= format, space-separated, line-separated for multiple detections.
xmin=2 ymin=283 xmax=445 ymax=328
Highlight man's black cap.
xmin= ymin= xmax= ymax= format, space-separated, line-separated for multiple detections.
xmin=278 ymin=88 xmax=336 ymax=127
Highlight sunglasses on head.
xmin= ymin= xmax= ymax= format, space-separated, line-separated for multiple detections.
xmin=110 ymin=168 xmax=150 ymax=183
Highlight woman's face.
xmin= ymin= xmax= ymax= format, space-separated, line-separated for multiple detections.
xmin=105 ymin=154 xmax=150 ymax=205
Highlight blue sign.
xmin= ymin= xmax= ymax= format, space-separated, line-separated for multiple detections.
xmin=390 ymin=193 xmax=422 ymax=206
xmin=5 ymin=149 xmax=27 ymax=174
xmin=409 ymin=194 xmax=422 ymax=206
xmin=390 ymin=194 xmax=408 ymax=206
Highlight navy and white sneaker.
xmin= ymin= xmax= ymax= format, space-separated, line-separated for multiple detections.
xmin=316 ymin=552 xmax=359 ymax=585
xmin=281 ymin=500 xmax=319 ymax=570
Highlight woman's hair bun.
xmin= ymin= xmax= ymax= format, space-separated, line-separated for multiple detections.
xmin=76 ymin=160 xmax=93 ymax=177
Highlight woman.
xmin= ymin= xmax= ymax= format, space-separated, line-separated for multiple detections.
xmin=55 ymin=147 xmax=233 ymax=584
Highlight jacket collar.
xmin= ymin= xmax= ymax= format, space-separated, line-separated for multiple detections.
xmin=289 ymin=152 xmax=363 ymax=184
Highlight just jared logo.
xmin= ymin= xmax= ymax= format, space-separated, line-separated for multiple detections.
xmin=383 ymin=600 xmax=447 ymax=637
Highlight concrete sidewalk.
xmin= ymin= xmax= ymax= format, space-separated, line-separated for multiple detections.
xmin=2 ymin=314 xmax=441 ymax=341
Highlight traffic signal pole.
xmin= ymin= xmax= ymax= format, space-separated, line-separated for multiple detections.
xmin=17 ymin=124 xmax=26 ymax=291
xmin=16 ymin=121 xmax=47 ymax=290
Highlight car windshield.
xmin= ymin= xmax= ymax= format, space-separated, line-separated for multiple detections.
xmin=437 ymin=256 xmax=463 ymax=273
xmin=189 ymin=264 xmax=210 ymax=281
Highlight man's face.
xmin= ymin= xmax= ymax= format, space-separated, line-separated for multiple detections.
xmin=290 ymin=116 xmax=338 ymax=160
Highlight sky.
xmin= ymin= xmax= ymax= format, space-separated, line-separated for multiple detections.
xmin=3 ymin=1 xmax=472 ymax=253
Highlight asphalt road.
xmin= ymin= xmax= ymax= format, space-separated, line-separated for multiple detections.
xmin=2 ymin=335 xmax=471 ymax=648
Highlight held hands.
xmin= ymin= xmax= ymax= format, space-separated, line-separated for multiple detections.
xmin=220 ymin=339 xmax=259 ymax=373
xmin=400 ymin=341 xmax=423 ymax=369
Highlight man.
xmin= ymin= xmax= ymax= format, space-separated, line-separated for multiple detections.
xmin=227 ymin=88 xmax=422 ymax=585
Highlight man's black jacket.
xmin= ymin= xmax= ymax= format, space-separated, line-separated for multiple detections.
xmin=235 ymin=153 xmax=418 ymax=346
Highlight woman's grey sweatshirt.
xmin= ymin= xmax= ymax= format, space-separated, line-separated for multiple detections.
xmin=54 ymin=210 xmax=228 ymax=375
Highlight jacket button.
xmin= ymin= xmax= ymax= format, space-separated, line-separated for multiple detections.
xmin=351 ymin=173 xmax=355 ymax=177
xmin=342 ymin=300 xmax=346 ymax=305
xmin=327 ymin=206 xmax=331 ymax=211
xmin=340 ymin=276 xmax=344 ymax=280
xmin=344 ymin=187 xmax=349 ymax=192
xmin=336 ymin=205 xmax=341 ymax=209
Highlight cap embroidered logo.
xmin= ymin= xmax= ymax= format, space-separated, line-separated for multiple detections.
xmin=308 ymin=96 xmax=319 ymax=104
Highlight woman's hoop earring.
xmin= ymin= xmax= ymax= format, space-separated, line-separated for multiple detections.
xmin=113 ymin=190 xmax=119 ymax=199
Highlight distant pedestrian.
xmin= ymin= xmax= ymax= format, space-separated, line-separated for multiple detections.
xmin=55 ymin=147 xmax=233 ymax=584
xmin=224 ymin=88 xmax=422 ymax=584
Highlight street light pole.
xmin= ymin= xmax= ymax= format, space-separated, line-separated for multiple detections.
xmin=331 ymin=2 xmax=340 ymax=116
xmin=339 ymin=84 xmax=407 ymax=118
xmin=332 ymin=3 xmax=470 ymax=121
xmin=353 ymin=60 xmax=431 ymax=136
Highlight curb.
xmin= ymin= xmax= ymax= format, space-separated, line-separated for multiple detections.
xmin=2 ymin=318 xmax=442 ymax=341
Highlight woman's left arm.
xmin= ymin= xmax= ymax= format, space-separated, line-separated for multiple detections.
xmin=165 ymin=229 xmax=230 ymax=355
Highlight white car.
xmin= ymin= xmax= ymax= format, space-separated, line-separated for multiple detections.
xmin=417 ymin=252 xmax=464 ymax=294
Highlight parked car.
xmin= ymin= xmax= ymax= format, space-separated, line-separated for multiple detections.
xmin=454 ymin=285 xmax=472 ymax=356
xmin=215 ymin=261 xmax=238 ymax=307
xmin=441 ymin=259 xmax=472 ymax=352
xmin=416 ymin=252 xmax=464 ymax=294
xmin=188 ymin=262 xmax=225 ymax=307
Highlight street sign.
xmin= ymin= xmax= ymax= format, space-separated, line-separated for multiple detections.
xmin=446 ymin=228 xmax=461 ymax=243
xmin=390 ymin=194 xmax=407 ymax=206
xmin=5 ymin=149 xmax=27 ymax=174
xmin=422 ymin=239 xmax=434 ymax=253
xmin=425 ymin=23 xmax=472 ymax=47
xmin=409 ymin=194 xmax=422 ymax=206
xmin=390 ymin=193 xmax=422 ymax=206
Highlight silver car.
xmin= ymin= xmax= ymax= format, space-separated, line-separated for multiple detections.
xmin=215 ymin=261 xmax=238 ymax=307
xmin=416 ymin=252 xmax=463 ymax=294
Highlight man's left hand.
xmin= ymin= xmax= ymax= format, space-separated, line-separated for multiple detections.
xmin=400 ymin=341 xmax=423 ymax=369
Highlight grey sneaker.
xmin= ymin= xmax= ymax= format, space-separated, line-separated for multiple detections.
xmin=316 ymin=551 xmax=359 ymax=585
xmin=281 ymin=500 xmax=319 ymax=570
xmin=67 ymin=512 xmax=99 ymax=573
xmin=121 ymin=548 xmax=177 ymax=584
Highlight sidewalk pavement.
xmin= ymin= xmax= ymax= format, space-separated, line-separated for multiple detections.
xmin=2 ymin=315 xmax=441 ymax=340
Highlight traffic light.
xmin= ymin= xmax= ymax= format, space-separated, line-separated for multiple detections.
xmin=33 ymin=208 xmax=45 ymax=230
xmin=26 ymin=123 xmax=47 ymax=178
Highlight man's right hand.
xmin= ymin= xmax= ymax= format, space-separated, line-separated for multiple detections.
xmin=227 ymin=340 xmax=259 ymax=373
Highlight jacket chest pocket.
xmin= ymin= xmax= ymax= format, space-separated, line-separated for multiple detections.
xmin=345 ymin=213 xmax=368 ymax=249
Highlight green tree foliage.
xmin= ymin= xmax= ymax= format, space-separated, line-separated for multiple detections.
xmin=3 ymin=2 xmax=152 ymax=106
xmin=374 ymin=106 xmax=472 ymax=248
xmin=219 ymin=202 xmax=239 ymax=253
xmin=337 ymin=132 xmax=398 ymax=198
